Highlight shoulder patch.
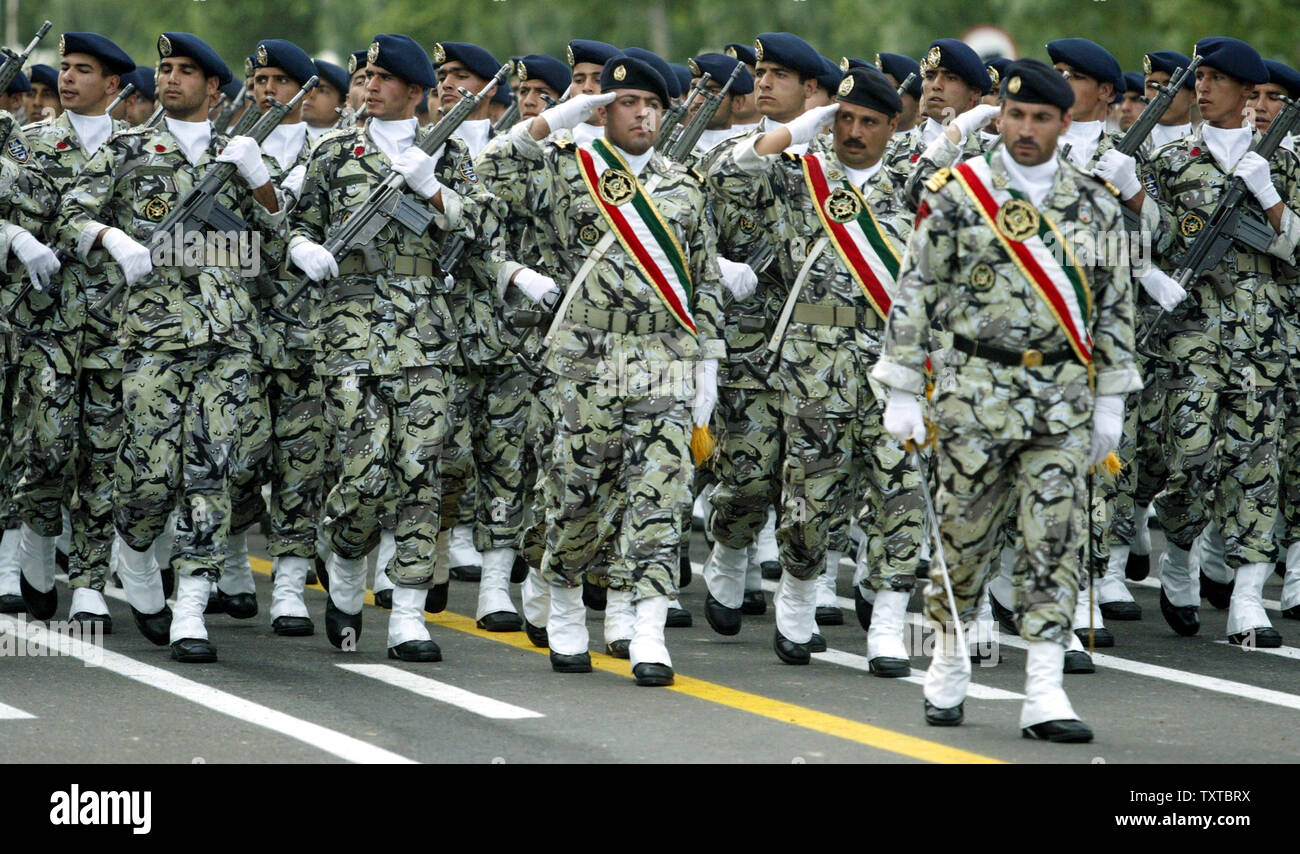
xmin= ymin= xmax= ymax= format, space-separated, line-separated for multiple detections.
xmin=460 ymin=160 xmax=478 ymax=183
xmin=924 ymin=167 xmax=951 ymax=193
xmin=1141 ymin=170 xmax=1159 ymax=199
xmin=5 ymin=136 xmax=29 ymax=163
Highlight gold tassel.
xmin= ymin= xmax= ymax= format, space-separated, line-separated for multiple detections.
xmin=1090 ymin=451 xmax=1123 ymax=477
xmin=691 ymin=425 xmax=717 ymax=466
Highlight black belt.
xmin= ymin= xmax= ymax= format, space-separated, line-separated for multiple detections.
xmin=950 ymin=333 xmax=1074 ymax=368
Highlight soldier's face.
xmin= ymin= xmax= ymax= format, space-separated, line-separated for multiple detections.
xmin=253 ymin=66 xmax=302 ymax=121
xmin=0 ymin=92 xmax=22 ymax=116
xmin=1144 ymin=71 xmax=1194 ymax=125
xmin=1247 ymin=82 xmax=1288 ymax=134
xmin=30 ymin=82 xmax=61 ymax=121
xmin=599 ymin=89 xmax=664 ymax=155
xmin=832 ymin=100 xmax=896 ymax=169
xmin=755 ymin=62 xmax=815 ymax=123
xmin=348 ymin=69 xmax=368 ymax=110
xmin=59 ymin=53 xmax=118 ymax=114
xmin=157 ymin=58 xmax=219 ymax=119
xmin=364 ymin=64 xmax=422 ymax=121
xmin=437 ymin=61 xmax=490 ymax=112
xmin=1053 ymin=63 xmax=1112 ymax=122
xmin=688 ymin=78 xmax=733 ymax=129
xmin=1119 ymin=92 xmax=1144 ymax=130
xmin=303 ymin=81 xmax=344 ymax=127
xmin=570 ymin=62 xmax=603 ymax=96
xmin=1001 ymin=100 xmax=1069 ymax=166
xmin=921 ymin=68 xmax=979 ymax=122
xmin=518 ymin=79 xmax=560 ymax=119
xmin=805 ymin=86 xmax=834 ymax=110
xmin=125 ymin=95 xmax=155 ymax=126
xmin=1195 ymin=67 xmax=1253 ymax=127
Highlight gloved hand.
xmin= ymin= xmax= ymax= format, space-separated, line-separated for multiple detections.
xmin=785 ymin=103 xmax=839 ymax=146
xmin=1090 ymin=394 xmax=1125 ymax=465
xmin=694 ymin=358 xmax=718 ymax=428
xmin=1093 ymin=149 xmax=1141 ymax=201
xmin=10 ymin=229 xmax=60 ymax=291
xmin=945 ymin=103 xmax=1001 ymax=142
xmin=391 ymin=148 xmax=442 ymax=199
xmin=216 ymin=135 xmax=270 ymax=188
xmin=1137 ymin=266 xmax=1187 ymax=312
xmin=716 ymin=257 xmax=757 ymax=301
xmin=100 ymin=227 xmax=153 ymax=285
xmin=1233 ymin=152 xmax=1281 ymax=210
xmin=512 ymin=268 xmax=560 ymax=306
xmin=540 ymin=92 xmax=616 ymax=131
xmin=281 ymin=164 xmax=307 ymax=198
xmin=288 ymin=238 xmax=339 ymax=282
xmin=883 ymin=388 xmax=926 ymax=446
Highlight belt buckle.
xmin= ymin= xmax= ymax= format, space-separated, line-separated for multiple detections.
xmin=1021 ymin=348 xmax=1043 ymax=368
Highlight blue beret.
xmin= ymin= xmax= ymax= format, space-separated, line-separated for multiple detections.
xmin=920 ymin=39 xmax=992 ymax=93
xmin=313 ymin=60 xmax=349 ymax=97
xmin=1123 ymin=72 xmax=1146 ymax=95
xmin=516 ymin=54 xmax=570 ymax=95
xmin=600 ymin=55 xmax=670 ymax=107
xmin=348 ymin=49 xmax=367 ymax=75
xmin=622 ymin=48 xmax=679 ymax=98
xmin=220 ymin=79 xmax=244 ymax=100
xmin=120 ymin=66 xmax=155 ymax=100
xmin=1264 ymin=59 xmax=1300 ymax=99
xmin=29 ymin=64 xmax=57 ymax=89
xmin=1143 ymin=50 xmax=1196 ymax=89
xmin=567 ymin=39 xmax=621 ymax=69
xmin=815 ymin=55 xmax=843 ymax=93
xmin=670 ymin=63 xmax=693 ymax=99
xmin=724 ymin=43 xmax=757 ymax=67
xmin=986 ymin=57 xmax=1012 ymax=91
xmin=366 ymin=33 xmax=435 ymax=88
xmin=836 ymin=66 xmax=903 ymax=116
xmin=1046 ymin=38 xmax=1123 ymax=95
xmin=1001 ymin=58 xmax=1074 ymax=113
xmin=433 ymin=41 xmax=500 ymax=82
xmin=60 ymin=32 xmax=134 ymax=76
xmin=7 ymin=70 xmax=30 ymax=94
xmin=1195 ymin=37 xmax=1268 ymax=85
xmin=840 ymin=57 xmax=869 ymax=71
xmin=253 ymin=39 xmax=315 ymax=86
xmin=157 ymin=32 xmax=232 ymax=86
xmin=689 ymin=53 xmax=753 ymax=95
xmin=875 ymin=52 xmax=921 ymax=98
xmin=754 ymin=32 xmax=823 ymax=78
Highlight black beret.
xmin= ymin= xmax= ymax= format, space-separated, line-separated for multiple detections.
xmin=1046 ymin=38 xmax=1123 ymax=94
xmin=515 ymin=54 xmax=570 ymax=95
xmin=1264 ymin=59 xmax=1300 ymax=99
xmin=622 ymin=48 xmax=679 ymax=99
xmin=253 ymin=39 xmax=316 ymax=86
xmin=836 ymin=66 xmax=903 ymax=116
xmin=986 ymin=57 xmax=1012 ymax=91
xmin=313 ymin=59 xmax=349 ymax=97
xmin=120 ymin=66 xmax=155 ymax=101
xmin=1000 ymin=58 xmax=1075 ymax=113
xmin=348 ymin=49 xmax=367 ymax=75
xmin=1195 ymin=37 xmax=1267 ymax=85
xmin=670 ymin=63 xmax=693 ymax=98
xmin=724 ymin=43 xmax=757 ymax=67
xmin=567 ymin=39 xmax=621 ymax=69
xmin=600 ymin=55 xmax=670 ymax=107
xmin=754 ymin=32 xmax=823 ymax=78
xmin=875 ymin=52 xmax=922 ymax=98
xmin=1122 ymin=71 xmax=1146 ymax=95
xmin=1143 ymin=50 xmax=1196 ymax=89
xmin=433 ymin=41 xmax=500 ymax=82
xmin=365 ymin=33 xmax=435 ymax=88
xmin=815 ymin=55 xmax=843 ymax=93
xmin=689 ymin=53 xmax=753 ymax=95
xmin=6 ymin=70 xmax=30 ymax=94
xmin=29 ymin=64 xmax=58 ymax=90
xmin=919 ymin=39 xmax=991 ymax=93
xmin=157 ymin=32 xmax=232 ymax=86
xmin=60 ymin=32 xmax=134 ymax=76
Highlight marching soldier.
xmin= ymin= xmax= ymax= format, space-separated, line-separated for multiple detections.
xmin=434 ymin=41 xmax=501 ymax=158
xmin=1141 ymin=51 xmax=1199 ymax=154
xmin=564 ymin=39 xmax=622 ymax=146
xmin=2 ymin=71 xmax=29 ymax=119
xmin=873 ymin=53 xmax=921 ymax=135
xmin=685 ymin=53 xmax=755 ymax=160
xmin=514 ymin=54 xmax=569 ymax=120
xmin=723 ymin=43 xmax=761 ymax=134
xmin=346 ymin=50 xmax=368 ymax=114
xmin=1118 ymin=72 xmax=1145 ymax=133
xmin=112 ymin=67 xmax=157 ymax=126
xmin=304 ymin=59 xmax=349 ymax=140
xmin=26 ymin=64 xmax=61 ymax=122
xmin=1047 ymin=38 xmax=1125 ymax=170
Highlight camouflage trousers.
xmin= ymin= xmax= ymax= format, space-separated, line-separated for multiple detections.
xmin=68 ymin=367 xmax=122 ymax=591
xmin=321 ymin=366 xmax=448 ymax=587
xmin=1091 ymin=399 xmax=1140 ymax=572
xmin=1279 ymin=383 xmax=1300 ymax=543
xmin=13 ymin=347 xmax=77 ymax=535
xmin=228 ymin=368 xmax=271 ymax=535
xmin=520 ymin=375 xmax=555 ymax=569
xmin=707 ymin=385 xmax=782 ymax=550
xmin=438 ymin=364 xmax=477 ymax=534
xmin=463 ymin=361 xmax=534 ymax=552
xmin=1132 ymin=369 xmax=1170 ymax=509
xmin=924 ymin=425 xmax=1088 ymax=644
xmin=0 ymin=358 xmax=19 ymax=529
xmin=541 ymin=375 xmax=690 ymax=599
xmin=1155 ymin=388 xmax=1280 ymax=565
xmin=116 ymin=345 xmax=252 ymax=579
xmin=265 ymin=352 xmax=325 ymax=559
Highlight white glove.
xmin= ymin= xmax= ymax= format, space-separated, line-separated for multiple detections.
xmin=280 ymin=164 xmax=307 ymax=198
xmin=1137 ymin=266 xmax=1187 ymax=312
xmin=288 ymin=239 xmax=338 ymax=282
xmin=10 ymin=229 xmax=60 ymax=291
xmin=716 ymin=257 xmax=757 ymax=301
xmin=1233 ymin=152 xmax=1281 ymax=210
xmin=217 ymin=135 xmax=270 ymax=188
xmin=947 ymin=103 xmax=1001 ymax=141
xmin=100 ymin=227 xmax=153 ymax=286
xmin=1093 ymin=149 xmax=1141 ymax=201
xmin=540 ymin=92 xmax=616 ymax=132
xmin=883 ymin=389 xmax=926 ymax=446
xmin=785 ymin=104 xmax=839 ymax=146
xmin=1090 ymin=394 xmax=1125 ymax=465
xmin=693 ymin=358 xmax=718 ymax=428
xmin=512 ymin=268 xmax=560 ymax=305
xmin=391 ymin=148 xmax=442 ymax=199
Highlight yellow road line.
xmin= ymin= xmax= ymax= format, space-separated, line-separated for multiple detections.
xmin=250 ymin=556 xmax=1004 ymax=764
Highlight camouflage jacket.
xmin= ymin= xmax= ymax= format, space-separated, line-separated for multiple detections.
xmin=1141 ymin=124 xmax=1300 ymax=391
xmin=874 ymin=147 xmax=1143 ymax=440
xmin=901 ymin=122 xmax=999 ymax=211
xmin=253 ymin=131 xmax=314 ymax=367
xmin=289 ymin=123 xmax=504 ymax=375
xmin=55 ymin=122 xmax=287 ymax=354
xmin=0 ymin=114 xmax=58 ymax=363
xmin=478 ymin=124 xmax=725 ymax=386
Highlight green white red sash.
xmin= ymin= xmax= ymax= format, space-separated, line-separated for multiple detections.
xmin=575 ymin=138 xmax=696 ymax=337
xmin=801 ymin=152 xmax=899 ymax=321
xmin=951 ymin=153 xmax=1093 ymax=365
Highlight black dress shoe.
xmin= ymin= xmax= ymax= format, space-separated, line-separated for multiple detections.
xmin=666 ymin=606 xmax=693 ymax=628
xmin=815 ymin=605 xmax=843 ymax=626
xmin=868 ymin=656 xmax=910 ymax=677
xmin=773 ymin=629 xmax=811 ymax=665
xmin=1200 ymin=571 xmax=1234 ymax=610
xmin=1159 ymin=589 xmax=1200 ymax=636
xmin=204 ymin=589 xmax=225 ymax=615
xmin=388 ymin=639 xmax=442 ymax=661
xmin=988 ymin=592 xmax=1018 ymax=635
xmin=272 ymin=616 xmax=314 ymax=637
xmin=477 ymin=611 xmax=523 ymax=632
xmin=808 ymin=632 xmax=827 ymax=653
xmin=449 ymin=564 xmax=482 ymax=582
xmin=582 ymin=580 xmax=606 ymax=611
xmin=633 ymin=662 xmax=674 ymax=686
xmin=170 ymin=638 xmax=217 ymax=663
xmin=679 ymin=552 xmax=693 ymax=588
xmin=760 ymin=561 xmax=780 ymax=581
xmin=425 ymin=582 xmax=448 ymax=614
xmin=1283 ymin=605 xmax=1300 ymax=620
xmin=1063 ymin=650 xmax=1095 ymax=674
xmin=0 ymin=593 xmax=25 ymax=614
xmin=550 ymin=650 xmax=592 ymax=673
xmin=131 ymin=606 xmax=172 ymax=646
xmin=704 ymin=592 xmax=742 ymax=635
xmin=313 ymin=557 xmax=328 ymax=590
xmin=1228 ymin=627 xmax=1283 ymax=648
xmin=19 ymin=574 xmax=56 ymax=620
xmin=510 ymin=554 xmax=529 ymax=585
xmin=741 ymin=589 xmax=766 ymax=616
xmin=1099 ymin=600 xmax=1142 ymax=621
xmin=924 ymin=699 xmax=963 ymax=726
xmin=1073 ymin=627 xmax=1115 ymax=648
xmin=1125 ymin=552 xmax=1150 ymax=581
xmin=161 ymin=567 xmax=175 ymax=599
xmin=373 ymin=589 xmax=392 ymax=610
xmin=216 ymin=591 xmax=258 ymax=619
xmin=325 ymin=598 xmax=362 ymax=649
xmin=524 ymin=619 xmax=549 ymax=648
xmin=1022 ymin=719 xmax=1094 ymax=743
xmin=605 ymin=639 xmax=630 ymax=659
xmin=71 ymin=612 xmax=113 ymax=634
xmin=854 ymin=586 xmax=873 ymax=631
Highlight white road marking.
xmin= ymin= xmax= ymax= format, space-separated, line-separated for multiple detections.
xmin=0 ymin=614 xmax=417 ymax=764
xmin=336 ymin=664 xmax=545 ymax=719
xmin=1212 ymin=641 xmax=1300 ymax=661
xmin=0 ymin=701 xmax=36 ymax=720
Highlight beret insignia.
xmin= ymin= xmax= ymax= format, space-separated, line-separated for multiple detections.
xmin=58 ymin=34 xmax=66 ymax=55
xmin=1007 ymin=75 xmax=1021 ymax=94
xmin=367 ymin=41 xmax=380 ymax=64
xmin=612 ymin=62 xmax=626 ymax=82
xmin=688 ymin=58 xmax=700 ymax=76
xmin=158 ymin=35 xmax=172 ymax=57
xmin=348 ymin=54 xmax=358 ymax=74
xmin=837 ymin=75 xmax=853 ymax=97
xmin=754 ymin=39 xmax=764 ymax=62
xmin=256 ymin=44 xmax=268 ymax=66
xmin=566 ymin=45 xmax=575 ymax=67
xmin=1142 ymin=55 xmax=1153 ymax=75
xmin=433 ymin=43 xmax=445 ymax=64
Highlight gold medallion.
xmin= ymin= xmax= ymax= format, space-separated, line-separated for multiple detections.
xmin=257 ymin=44 xmax=269 ymax=66
xmin=433 ymin=43 xmax=445 ymax=65
xmin=970 ymin=262 xmax=996 ymax=290
xmin=598 ymin=169 xmax=635 ymax=206
xmin=924 ymin=45 xmax=941 ymax=70
xmin=367 ymin=41 xmax=380 ymax=64
xmin=144 ymin=197 xmax=170 ymax=222
xmin=725 ymin=46 xmax=737 ymax=60
xmin=1180 ymin=211 xmax=1205 ymax=237
xmin=1007 ymin=75 xmax=1021 ymax=94
xmin=754 ymin=39 xmax=764 ymax=62
xmin=566 ymin=45 xmax=576 ymax=67
xmin=348 ymin=54 xmax=358 ymax=74
xmin=825 ymin=187 xmax=861 ymax=223
xmin=739 ymin=215 xmax=757 ymax=234
xmin=579 ymin=223 xmax=600 ymax=245
xmin=837 ymin=76 xmax=854 ymax=97
xmin=839 ymin=57 xmax=850 ymax=73
xmin=612 ymin=63 xmax=626 ymax=82
xmin=158 ymin=35 xmax=172 ymax=58
xmin=996 ymin=198 xmax=1040 ymax=242
xmin=688 ymin=58 xmax=701 ymax=77
xmin=1142 ymin=54 xmax=1152 ymax=75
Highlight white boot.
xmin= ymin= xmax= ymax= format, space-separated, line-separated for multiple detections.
xmin=691 ymin=487 xmax=712 ymax=531
xmin=0 ymin=528 xmax=22 ymax=598
xmin=744 ymin=554 xmax=763 ymax=596
xmin=152 ymin=511 xmax=177 ymax=569
xmin=1225 ymin=562 xmax=1276 ymax=640
xmin=923 ymin=625 xmax=970 ymax=711
xmin=1283 ymin=543 xmax=1300 ymax=613
xmin=1072 ymin=581 xmax=1105 ymax=635
xmin=1132 ymin=503 xmax=1152 ymax=556
xmin=374 ymin=529 xmax=396 ymax=594
xmin=448 ymin=523 xmax=483 ymax=576
xmin=270 ymin=556 xmax=312 ymax=620
xmin=774 ymin=570 xmax=818 ymax=644
xmin=1020 ymin=641 xmax=1086 ymax=735
xmin=1097 ymin=545 xmax=1136 ymax=604
xmin=547 ymin=582 xmax=589 ymax=656
xmin=325 ymin=552 xmax=367 ymax=614
xmin=521 ymin=566 xmax=550 ymax=628
xmin=702 ymin=541 xmax=747 ymax=609
xmin=170 ymin=573 xmax=211 ymax=642
xmin=1196 ymin=523 xmax=1234 ymax=585
xmin=69 ymin=587 xmax=110 ymax=618
xmin=116 ymin=536 xmax=164 ymax=614
xmin=629 ymin=594 xmax=672 ymax=669
xmin=18 ymin=523 xmax=57 ymax=595
xmin=603 ymin=588 xmax=635 ymax=652
xmin=866 ymin=589 xmax=911 ymax=671
xmin=476 ymin=548 xmax=521 ymax=621
xmin=387 ymin=586 xmax=433 ymax=647
xmin=754 ymin=507 xmax=779 ymax=567
xmin=1159 ymin=542 xmax=1198 ymax=607
xmin=988 ymin=547 xmax=1016 ymax=609
xmin=970 ymin=589 xmax=998 ymax=659
xmin=817 ymin=550 xmax=843 ymax=610
xmin=218 ymin=531 xmax=256 ymax=595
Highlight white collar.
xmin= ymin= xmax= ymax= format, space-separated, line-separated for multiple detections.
xmin=842 ymin=160 xmax=883 ymax=190
xmin=760 ymin=115 xmax=807 ymax=154
xmin=999 ymin=147 xmax=1059 ymax=207
xmin=65 ymin=110 xmax=112 ymax=157
xmin=1201 ymin=123 xmax=1253 ymax=172
xmin=305 ymin=123 xmax=331 ymax=140
xmin=573 ymin=121 xmax=604 ymax=146
xmin=457 ymin=117 xmax=491 ymax=159
xmin=610 ymin=142 xmax=654 ymax=177
xmin=1061 ymin=120 xmax=1103 ymax=169
xmin=920 ymin=117 xmax=946 ymax=147
xmin=163 ymin=116 xmax=212 ymax=167
xmin=262 ymin=122 xmax=308 ymax=170
xmin=695 ymin=126 xmax=741 ymax=154
xmin=1149 ymin=121 xmax=1191 ymax=150
xmin=368 ymin=117 xmax=418 ymax=161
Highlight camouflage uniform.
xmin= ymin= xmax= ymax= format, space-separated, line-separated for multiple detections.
xmin=901 ymin=121 xmax=1002 ymax=210
xmin=873 ymin=148 xmax=1142 ymax=643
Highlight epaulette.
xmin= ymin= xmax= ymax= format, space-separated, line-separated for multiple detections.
xmin=924 ymin=167 xmax=951 ymax=193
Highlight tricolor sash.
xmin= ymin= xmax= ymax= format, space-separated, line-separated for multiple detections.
xmin=801 ymin=152 xmax=900 ymax=321
xmin=575 ymin=138 xmax=696 ymax=337
xmin=951 ymin=153 xmax=1093 ymax=365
